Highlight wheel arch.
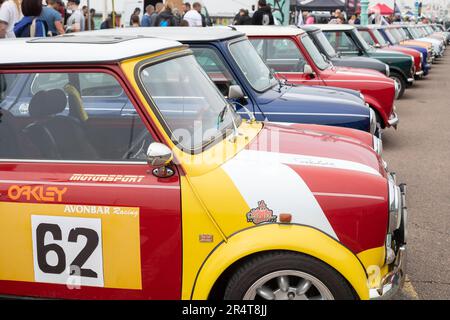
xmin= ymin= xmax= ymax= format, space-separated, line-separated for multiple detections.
xmin=389 ymin=66 xmax=408 ymax=82
xmin=364 ymin=97 xmax=388 ymax=128
xmin=190 ymin=224 xmax=370 ymax=300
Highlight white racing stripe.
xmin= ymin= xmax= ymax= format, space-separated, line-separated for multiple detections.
xmin=222 ymin=150 xmax=338 ymax=239
xmin=235 ymin=150 xmax=381 ymax=177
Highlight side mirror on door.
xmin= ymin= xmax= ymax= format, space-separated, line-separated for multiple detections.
xmin=228 ymin=85 xmax=245 ymax=100
xmin=303 ymin=64 xmax=314 ymax=76
xmin=146 ymin=142 xmax=174 ymax=178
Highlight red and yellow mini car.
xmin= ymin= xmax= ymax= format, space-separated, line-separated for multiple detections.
xmin=0 ymin=36 xmax=406 ymax=300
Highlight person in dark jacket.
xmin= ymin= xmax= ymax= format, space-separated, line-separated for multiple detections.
xmin=233 ymin=9 xmax=252 ymax=25
xmin=129 ymin=7 xmax=140 ymax=26
xmin=153 ymin=3 xmax=178 ymax=27
xmin=14 ymin=0 xmax=48 ymax=37
xmin=251 ymin=0 xmax=274 ymax=25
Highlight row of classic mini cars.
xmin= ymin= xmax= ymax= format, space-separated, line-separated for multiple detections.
xmin=0 ymin=23 xmax=446 ymax=300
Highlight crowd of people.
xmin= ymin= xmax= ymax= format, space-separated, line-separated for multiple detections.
xmin=0 ymin=0 xmax=278 ymax=39
xmin=0 ymin=0 xmax=95 ymax=38
xmin=299 ymin=8 xmax=427 ymax=26
xmin=0 ymin=0 xmax=438 ymax=39
xmin=125 ymin=1 xmax=208 ymax=28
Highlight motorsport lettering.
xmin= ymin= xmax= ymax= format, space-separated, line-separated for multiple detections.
xmin=70 ymin=174 xmax=145 ymax=183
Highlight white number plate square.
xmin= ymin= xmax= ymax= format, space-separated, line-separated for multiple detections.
xmin=31 ymin=215 xmax=104 ymax=288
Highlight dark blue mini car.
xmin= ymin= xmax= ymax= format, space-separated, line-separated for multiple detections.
xmin=81 ymin=27 xmax=378 ymax=136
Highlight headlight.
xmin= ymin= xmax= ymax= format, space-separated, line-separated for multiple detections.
xmin=388 ymin=177 xmax=402 ymax=233
xmin=372 ymin=134 xmax=383 ymax=156
xmin=369 ymin=108 xmax=377 ymax=135
xmin=385 ymin=64 xmax=390 ymax=77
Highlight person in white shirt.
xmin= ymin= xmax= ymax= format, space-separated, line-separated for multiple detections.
xmin=183 ymin=2 xmax=202 ymax=27
xmin=0 ymin=0 xmax=22 ymax=38
xmin=66 ymin=0 xmax=84 ymax=33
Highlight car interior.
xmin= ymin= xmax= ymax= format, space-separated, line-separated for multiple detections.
xmin=250 ymin=38 xmax=307 ymax=73
xmin=0 ymin=72 xmax=151 ymax=162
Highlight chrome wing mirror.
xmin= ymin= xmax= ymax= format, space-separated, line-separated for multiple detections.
xmin=146 ymin=142 xmax=174 ymax=178
xmin=303 ymin=64 xmax=315 ymax=76
xmin=228 ymin=85 xmax=245 ymax=99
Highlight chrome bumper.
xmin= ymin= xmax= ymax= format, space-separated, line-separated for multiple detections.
xmin=388 ymin=111 xmax=399 ymax=129
xmin=370 ymin=181 xmax=407 ymax=300
xmin=369 ymin=245 xmax=406 ymax=300
xmin=407 ymin=77 xmax=414 ymax=83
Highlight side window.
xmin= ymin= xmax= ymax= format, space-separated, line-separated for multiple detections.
xmin=324 ymin=31 xmax=359 ymax=53
xmin=0 ymin=72 xmax=153 ymax=161
xmin=267 ymin=39 xmax=306 ymax=72
xmin=0 ymin=74 xmax=18 ymax=103
xmin=360 ymin=30 xmax=375 ymax=46
xmin=190 ymin=47 xmax=238 ymax=96
xmin=32 ymin=73 xmax=123 ymax=97
xmin=256 ymin=38 xmax=307 ymax=73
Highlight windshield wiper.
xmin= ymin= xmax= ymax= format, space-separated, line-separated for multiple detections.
xmin=231 ymin=101 xmax=256 ymax=123
xmin=217 ymin=103 xmax=240 ymax=143
xmin=269 ymin=68 xmax=290 ymax=92
xmin=217 ymin=104 xmax=228 ymax=128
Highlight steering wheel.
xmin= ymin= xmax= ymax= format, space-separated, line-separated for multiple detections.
xmin=121 ymin=128 xmax=153 ymax=160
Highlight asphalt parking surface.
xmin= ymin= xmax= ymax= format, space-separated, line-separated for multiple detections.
xmin=383 ymin=53 xmax=450 ymax=300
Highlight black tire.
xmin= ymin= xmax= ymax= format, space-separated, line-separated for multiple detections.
xmin=223 ymin=251 xmax=357 ymax=300
xmin=390 ymin=72 xmax=406 ymax=100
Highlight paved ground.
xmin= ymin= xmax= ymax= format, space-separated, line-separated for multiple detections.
xmin=383 ymin=53 xmax=450 ymax=300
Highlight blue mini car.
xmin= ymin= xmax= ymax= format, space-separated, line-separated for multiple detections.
xmin=79 ymin=27 xmax=378 ymax=136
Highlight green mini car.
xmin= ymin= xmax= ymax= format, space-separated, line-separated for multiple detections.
xmin=315 ymin=24 xmax=415 ymax=99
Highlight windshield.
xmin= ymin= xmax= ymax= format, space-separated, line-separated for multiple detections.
xmin=300 ymin=35 xmax=330 ymax=70
xmin=229 ymin=39 xmax=277 ymax=92
xmin=315 ymin=31 xmax=337 ymax=58
xmin=359 ymin=29 xmax=376 ymax=46
xmin=373 ymin=29 xmax=389 ymax=46
xmin=390 ymin=28 xmax=403 ymax=43
xmin=397 ymin=28 xmax=407 ymax=41
xmin=352 ymin=29 xmax=371 ymax=51
xmin=402 ymin=27 xmax=414 ymax=40
xmin=409 ymin=28 xmax=422 ymax=39
xmin=385 ymin=29 xmax=399 ymax=44
xmin=139 ymin=54 xmax=241 ymax=152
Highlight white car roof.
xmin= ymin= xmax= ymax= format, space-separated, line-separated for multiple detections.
xmin=310 ymin=24 xmax=355 ymax=31
xmin=232 ymin=25 xmax=305 ymax=36
xmin=0 ymin=35 xmax=183 ymax=65
xmin=77 ymin=27 xmax=244 ymax=42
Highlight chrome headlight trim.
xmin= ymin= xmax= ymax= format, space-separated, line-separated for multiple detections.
xmin=369 ymin=108 xmax=377 ymax=135
xmin=359 ymin=92 xmax=365 ymax=102
xmin=385 ymin=64 xmax=390 ymax=77
xmin=372 ymin=134 xmax=383 ymax=156
xmin=388 ymin=176 xmax=402 ymax=233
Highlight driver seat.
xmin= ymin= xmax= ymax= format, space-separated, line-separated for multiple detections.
xmin=22 ymin=89 xmax=99 ymax=160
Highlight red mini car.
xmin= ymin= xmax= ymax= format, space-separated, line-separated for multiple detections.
xmin=234 ymin=26 xmax=398 ymax=132
xmin=357 ymin=25 xmax=424 ymax=78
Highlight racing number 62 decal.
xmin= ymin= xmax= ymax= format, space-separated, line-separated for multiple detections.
xmin=31 ymin=215 xmax=104 ymax=287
